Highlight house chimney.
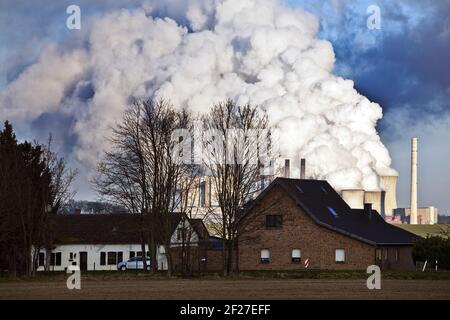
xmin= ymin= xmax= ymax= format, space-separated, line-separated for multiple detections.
xmin=364 ymin=203 xmax=373 ymax=220
xmin=284 ymin=159 xmax=290 ymax=178
xmin=300 ymin=158 xmax=306 ymax=179
xmin=410 ymin=138 xmax=418 ymax=224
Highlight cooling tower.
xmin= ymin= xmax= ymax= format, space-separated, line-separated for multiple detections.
xmin=379 ymin=175 xmax=398 ymax=217
xmin=341 ymin=189 xmax=365 ymax=209
xmin=364 ymin=191 xmax=383 ymax=215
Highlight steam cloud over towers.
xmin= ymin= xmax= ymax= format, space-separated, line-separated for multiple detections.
xmin=0 ymin=0 xmax=397 ymax=193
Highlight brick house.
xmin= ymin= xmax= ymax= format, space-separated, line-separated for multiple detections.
xmin=238 ymin=178 xmax=420 ymax=271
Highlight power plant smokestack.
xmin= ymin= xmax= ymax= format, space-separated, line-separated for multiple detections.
xmin=410 ymin=138 xmax=418 ymax=224
xmin=284 ymin=159 xmax=290 ymax=178
xmin=300 ymin=158 xmax=306 ymax=179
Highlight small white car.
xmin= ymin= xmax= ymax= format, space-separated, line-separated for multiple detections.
xmin=117 ymin=256 xmax=151 ymax=270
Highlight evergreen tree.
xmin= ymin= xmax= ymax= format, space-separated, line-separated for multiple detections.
xmin=0 ymin=121 xmax=75 ymax=275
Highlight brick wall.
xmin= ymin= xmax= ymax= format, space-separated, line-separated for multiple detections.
xmin=204 ymin=249 xmax=224 ymax=271
xmin=170 ymin=245 xmax=224 ymax=272
xmin=375 ymin=246 xmax=415 ymax=271
xmin=238 ymin=185 xmax=414 ymax=271
xmin=171 ymin=246 xmax=202 ymax=272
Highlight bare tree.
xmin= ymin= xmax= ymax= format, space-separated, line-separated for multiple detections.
xmin=139 ymin=99 xmax=200 ymax=276
xmin=176 ymin=177 xmax=205 ymax=274
xmin=38 ymin=136 xmax=78 ymax=272
xmin=94 ymin=99 xmax=198 ymax=275
xmin=202 ymin=99 xmax=270 ymax=276
xmin=44 ymin=136 xmax=78 ymax=213
xmin=93 ymin=104 xmax=153 ymax=271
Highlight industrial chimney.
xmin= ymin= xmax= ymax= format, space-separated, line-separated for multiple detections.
xmin=284 ymin=159 xmax=290 ymax=178
xmin=410 ymin=138 xmax=418 ymax=224
xmin=300 ymin=158 xmax=306 ymax=179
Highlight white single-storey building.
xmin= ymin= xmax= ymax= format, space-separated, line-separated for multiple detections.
xmin=35 ymin=213 xmax=208 ymax=272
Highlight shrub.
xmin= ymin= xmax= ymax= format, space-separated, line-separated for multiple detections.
xmin=412 ymin=236 xmax=450 ymax=270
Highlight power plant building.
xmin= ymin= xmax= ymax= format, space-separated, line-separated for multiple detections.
xmin=392 ymin=207 xmax=439 ymax=225
xmin=185 ymin=140 xmax=438 ymax=225
xmin=341 ymin=138 xmax=438 ymax=225
xmin=340 ymin=175 xmax=398 ymax=219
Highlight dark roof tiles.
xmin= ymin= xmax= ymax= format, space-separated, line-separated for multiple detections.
xmin=249 ymin=178 xmax=420 ymax=246
xmin=51 ymin=213 xmax=183 ymax=245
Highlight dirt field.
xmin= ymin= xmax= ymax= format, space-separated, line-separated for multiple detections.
xmin=0 ymin=278 xmax=449 ymax=299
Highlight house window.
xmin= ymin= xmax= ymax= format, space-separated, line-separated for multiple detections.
xmin=107 ymin=252 xmax=117 ymax=265
xmin=376 ymin=248 xmax=382 ymax=260
xmin=38 ymin=252 xmax=45 ymax=267
xmin=177 ymin=228 xmax=187 ymax=241
xmin=260 ymin=249 xmax=270 ymax=264
xmin=199 ymin=181 xmax=206 ymax=207
xmin=265 ymin=215 xmax=282 ymax=228
xmin=174 ymin=190 xmax=181 ymax=208
xmin=335 ymin=249 xmax=345 ymax=263
xmin=136 ymin=251 xmax=143 ymax=257
xmin=117 ymin=252 xmax=123 ymax=263
xmin=291 ymin=249 xmax=301 ymax=263
xmin=129 ymin=251 xmax=135 ymax=259
xmin=50 ymin=252 xmax=62 ymax=266
xmin=100 ymin=252 xmax=106 ymax=266
xmin=210 ymin=182 xmax=219 ymax=207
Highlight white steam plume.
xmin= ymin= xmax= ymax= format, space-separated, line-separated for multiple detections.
xmin=0 ymin=0 xmax=397 ymax=192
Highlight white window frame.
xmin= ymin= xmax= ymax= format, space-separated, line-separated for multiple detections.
xmin=51 ymin=252 xmax=62 ymax=266
xmin=260 ymin=249 xmax=270 ymax=263
xmin=335 ymin=249 xmax=345 ymax=263
xmin=291 ymin=249 xmax=301 ymax=262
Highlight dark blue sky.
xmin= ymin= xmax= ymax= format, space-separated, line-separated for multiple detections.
xmin=294 ymin=0 xmax=450 ymax=214
xmin=1 ymin=0 xmax=449 ymax=213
